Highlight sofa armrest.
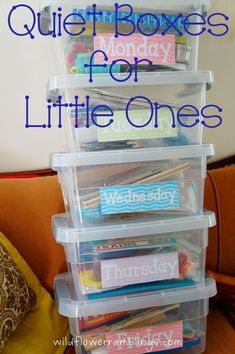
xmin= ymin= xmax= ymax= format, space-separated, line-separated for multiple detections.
xmin=0 ymin=175 xmax=66 ymax=295
xmin=205 ymin=165 xmax=235 ymax=276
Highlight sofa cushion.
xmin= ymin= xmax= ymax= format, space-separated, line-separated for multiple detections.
xmin=205 ymin=305 xmax=235 ymax=353
xmin=0 ymin=176 xmax=66 ymax=294
xmin=0 ymin=234 xmax=37 ymax=351
xmin=0 ymin=232 xmax=70 ymax=354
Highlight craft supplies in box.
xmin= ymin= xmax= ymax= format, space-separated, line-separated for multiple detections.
xmin=48 ymin=71 xmax=213 ymax=152
xmin=54 ymin=274 xmax=216 ymax=354
xmin=51 ymin=144 xmax=214 ymax=227
xmin=40 ymin=0 xmax=211 ymax=74
xmin=52 ymin=211 xmax=215 ymax=299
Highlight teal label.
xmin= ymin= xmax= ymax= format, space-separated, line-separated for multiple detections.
xmin=100 ymin=181 xmax=179 ymax=215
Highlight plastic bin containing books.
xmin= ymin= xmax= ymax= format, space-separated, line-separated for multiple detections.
xmin=40 ymin=0 xmax=211 ymax=74
xmin=52 ymin=211 xmax=215 ymax=299
xmin=48 ymin=71 xmax=213 ymax=152
xmin=51 ymin=144 xmax=214 ymax=227
xmin=55 ymin=274 xmax=217 ymax=354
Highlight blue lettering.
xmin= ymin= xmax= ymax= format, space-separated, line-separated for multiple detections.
xmin=8 ymin=4 xmax=36 ymax=39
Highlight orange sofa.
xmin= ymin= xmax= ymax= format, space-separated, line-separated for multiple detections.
xmin=0 ymin=161 xmax=235 ymax=353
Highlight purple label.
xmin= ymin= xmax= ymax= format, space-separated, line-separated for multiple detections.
xmin=101 ymin=252 xmax=179 ymax=288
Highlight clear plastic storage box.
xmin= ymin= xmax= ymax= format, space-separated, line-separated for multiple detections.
xmin=55 ymin=274 xmax=216 ymax=354
xmin=52 ymin=211 xmax=215 ymax=299
xmin=40 ymin=0 xmax=211 ymax=74
xmin=51 ymin=144 xmax=214 ymax=227
xmin=48 ymin=71 xmax=213 ymax=152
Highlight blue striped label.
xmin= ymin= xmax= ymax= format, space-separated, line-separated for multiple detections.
xmin=100 ymin=181 xmax=179 ymax=215
xmin=72 ymin=9 xmax=185 ymax=31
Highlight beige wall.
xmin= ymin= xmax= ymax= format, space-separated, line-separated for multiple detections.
xmin=0 ymin=0 xmax=235 ymax=172
xmin=0 ymin=0 xmax=63 ymax=173
xmin=199 ymin=0 xmax=235 ymax=160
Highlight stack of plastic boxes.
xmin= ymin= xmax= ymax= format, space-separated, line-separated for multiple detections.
xmin=43 ymin=1 xmax=217 ymax=353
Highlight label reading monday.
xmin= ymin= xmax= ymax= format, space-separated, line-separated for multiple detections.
xmin=97 ymin=109 xmax=178 ymax=142
xmin=100 ymin=181 xmax=179 ymax=215
xmin=94 ymin=34 xmax=176 ymax=64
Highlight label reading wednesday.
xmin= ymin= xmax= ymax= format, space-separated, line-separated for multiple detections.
xmin=100 ymin=181 xmax=180 ymax=215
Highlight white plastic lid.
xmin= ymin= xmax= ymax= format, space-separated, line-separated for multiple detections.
xmin=49 ymin=71 xmax=214 ymax=91
xmin=52 ymin=210 xmax=216 ymax=243
xmin=51 ymin=144 xmax=215 ymax=169
xmin=40 ymin=0 xmax=210 ymax=12
xmin=55 ymin=274 xmax=217 ymax=317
